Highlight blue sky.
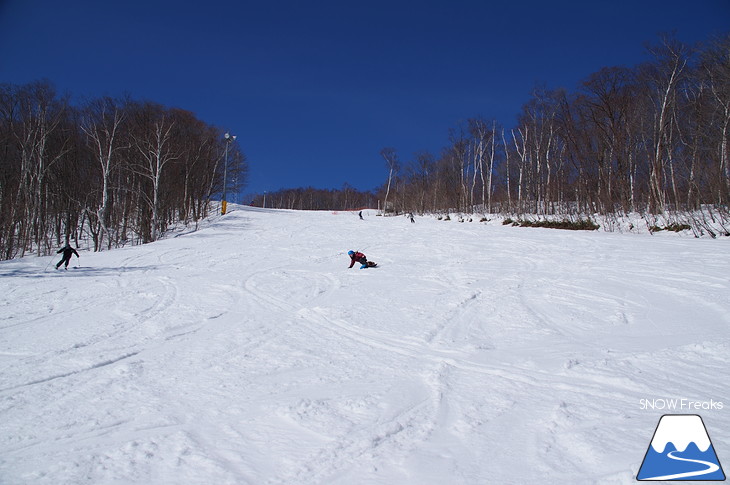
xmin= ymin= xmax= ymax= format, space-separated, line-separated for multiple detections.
xmin=1 ymin=1 xmax=728 ymax=197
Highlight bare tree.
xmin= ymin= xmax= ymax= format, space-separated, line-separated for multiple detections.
xmin=12 ymin=81 xmax=71 ymax=256
xmin=81 ymin=97 xmax=127 ymax=250
xmin=701 ymin=34 xmax=730 ymax=204
xmin=129 ymin=103 xmax=179 ymax=242
xmin=511 ymin=127 xmax=528 ymax=213
xmin=643 ymin=35 xmax=688 ymax=213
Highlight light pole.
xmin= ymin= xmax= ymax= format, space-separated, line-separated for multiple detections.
xmin=222 ymin=132 xmax=236 ymax=215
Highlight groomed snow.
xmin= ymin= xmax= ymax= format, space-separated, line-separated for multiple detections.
xmin=1 ymin=206 xmax=728 ymax=484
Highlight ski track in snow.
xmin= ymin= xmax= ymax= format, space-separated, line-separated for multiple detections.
xmin=0 ymin=206 xmax=729 ymax=484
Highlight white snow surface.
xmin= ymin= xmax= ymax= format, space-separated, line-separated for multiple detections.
xmin=1 ymin=206 xmax=729 ymax=484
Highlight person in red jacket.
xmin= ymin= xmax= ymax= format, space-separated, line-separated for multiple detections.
xmin=347 ymin=250 xmax=376 ymax=269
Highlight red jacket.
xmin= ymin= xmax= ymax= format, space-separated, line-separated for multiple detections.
xmin=348 ymin=252 xmax=366 ymax=268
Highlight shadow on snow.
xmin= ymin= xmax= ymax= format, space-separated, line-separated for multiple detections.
xmin=0 ymin=265 xmax=159 ymax=278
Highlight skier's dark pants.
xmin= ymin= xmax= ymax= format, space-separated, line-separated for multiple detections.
xmin=56 ymin=256 xmax=71 ymax=269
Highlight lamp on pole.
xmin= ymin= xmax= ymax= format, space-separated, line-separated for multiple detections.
xmin=222 ymin=132 xmax=236 ymax=215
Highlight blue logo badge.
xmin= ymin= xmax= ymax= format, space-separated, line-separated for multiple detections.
xmin=638 ymin=414 xmax=725 ymax=481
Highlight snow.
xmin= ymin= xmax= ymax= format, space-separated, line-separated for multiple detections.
xmin=1 ymin=205 xmax=728 ymax=484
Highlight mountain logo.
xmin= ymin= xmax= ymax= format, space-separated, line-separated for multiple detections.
xmin=637 ymin=414 xmax=725 ymax=481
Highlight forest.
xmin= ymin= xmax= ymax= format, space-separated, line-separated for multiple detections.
xmin=255 ymin=34 xmax=730 ymax=229
xmin=0 ymin=82 xmax=247 ymax=260
xmin=2 ymin=34 xmax=729 ymax=261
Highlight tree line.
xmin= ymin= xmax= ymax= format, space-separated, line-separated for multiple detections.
xmin=0 ymin=81 xmax=247 ymax=260
xmin=252 ymin=34 xmax=729 ymax=221
xmin=385 ymin=34 xmax=730 ymax=217
xmin=249 ymin=184 xmax=377 ymax=211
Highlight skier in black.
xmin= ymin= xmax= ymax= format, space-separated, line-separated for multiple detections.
xmin=55 ymin=245 xmax=79 ymax=270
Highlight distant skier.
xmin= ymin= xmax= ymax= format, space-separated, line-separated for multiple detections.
xmin=347 ymin=250 xmax=377 ymax=269
xmin=359 ymin=211 xmax=363 ymax=220
xmin=408 ymin=213 xmax=415 ymax=223
xmin=55 ymin=245 xmax=79 ymax=270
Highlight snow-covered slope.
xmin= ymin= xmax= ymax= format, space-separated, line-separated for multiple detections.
xmin=1 ymin=206 xmax=728 ymax=484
